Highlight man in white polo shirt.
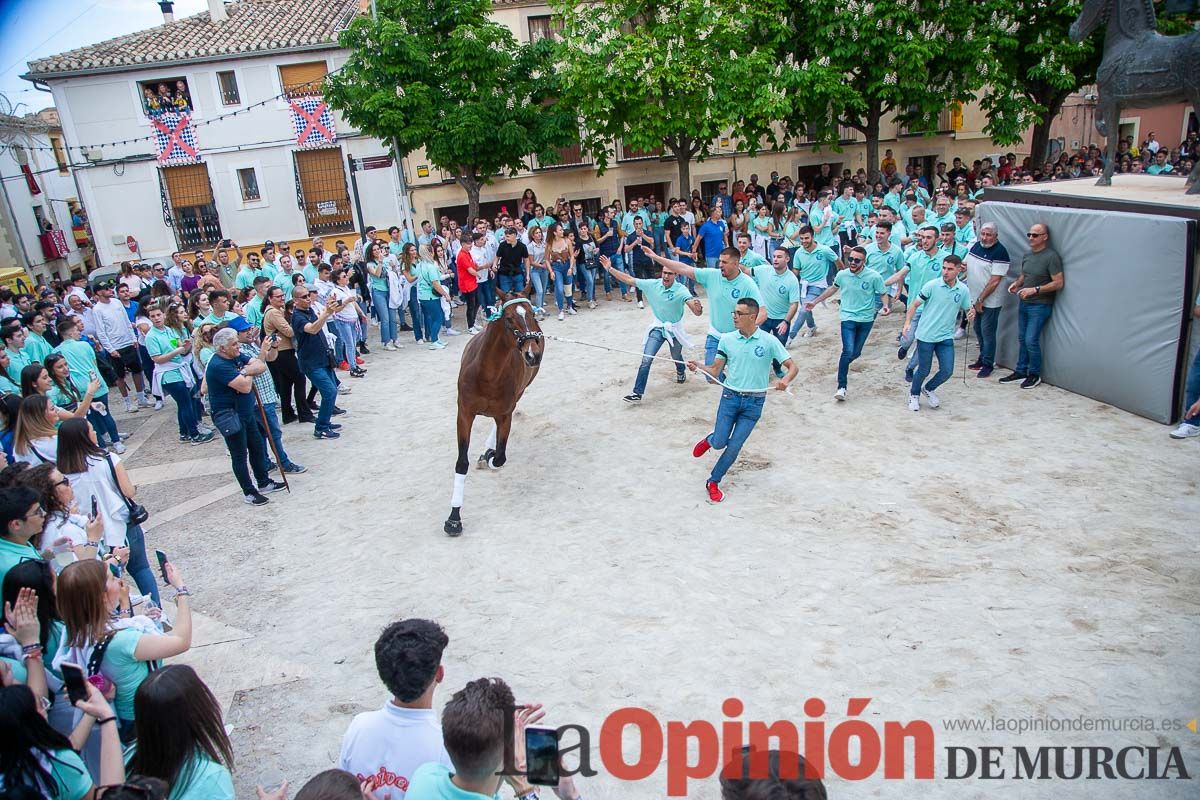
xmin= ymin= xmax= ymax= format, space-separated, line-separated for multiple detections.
xmin=962 ymin=222 xmax=1010 ymax=378
xmin=338 ymin=619 xmax=453 ymax=799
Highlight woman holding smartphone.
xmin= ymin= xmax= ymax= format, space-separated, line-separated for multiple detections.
xmin=51 ymin=316 xmax=123 ymax=454
xmin=145 ymin=305 xmax=211 ymax=445
xmin=44 ymin=354 xmax=122 ymax=455
xmin=21 ymin=362 xmax=100 ymax=423
xmin=55 ymin=556 xmax=192 ymax=742
xmin=56 ymin=418 xmax=160 ymax=607
xmin=126 ymin=665 xmax=235 ymax=799
xmin=13 ymin=394 xmax=62 ymax=466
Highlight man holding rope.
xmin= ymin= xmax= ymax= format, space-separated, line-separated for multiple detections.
xmin=598 ymin=255 xmax=703 ymax=404
xmin=688 ymin=297 xmax=797 ymax=503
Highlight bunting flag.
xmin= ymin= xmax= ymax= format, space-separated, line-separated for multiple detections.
xmin=151 ymin=112 xmax=200 ymax=164
xmin=289 ymin=95 xmax=337 ymax=149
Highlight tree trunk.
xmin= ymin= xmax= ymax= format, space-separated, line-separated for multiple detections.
xmin=1029 ymin=90 xmax=1071 ymax=165
xmin=455 ymin=171 xmax=482 ymax=224
xmin=864 ymin=106 xmax=882 ymax=184
xmin=675 ymin=149 xmax=692 ymax=198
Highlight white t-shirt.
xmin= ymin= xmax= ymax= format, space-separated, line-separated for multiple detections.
xmin=469 ymin=245 xmax=492 ymax=283
xmin=14 ymin=436 xmax=57 ymax=466
xmin=64 ymin=453 xmax=130 ymax=547
xmin=337 ymin=704 xmax=451 ymax=799
xmin=330 ymin=285 xmax=358 ymax=322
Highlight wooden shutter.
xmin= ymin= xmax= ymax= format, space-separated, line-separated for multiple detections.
xmin=162 ymin=164 xmax=213 ymax=207
xmin=280 ymin=61 xmax=328 ymax=97
xmin=295 ymin=148 xmax=353 ymax=235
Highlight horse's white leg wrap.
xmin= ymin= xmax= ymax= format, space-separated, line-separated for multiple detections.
xmin=451 ymin=472 xmax=466 ymax=508
xmin=485 ymin=424 xmax=497 ymax=451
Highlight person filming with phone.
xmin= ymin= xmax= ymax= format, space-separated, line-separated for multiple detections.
xmin=291 ymin=287 xmax=347 ymax=441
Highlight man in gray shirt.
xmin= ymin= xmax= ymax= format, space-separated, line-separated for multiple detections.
xmin=999 ymin=222 xmax=1064 ymax=389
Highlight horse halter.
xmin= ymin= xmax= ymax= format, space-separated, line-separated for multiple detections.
xmin=495 ymin=297 xmax=544 ymax=349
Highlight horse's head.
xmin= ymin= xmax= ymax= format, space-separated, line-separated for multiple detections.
xmin=494 ymin=287 xmax=543 ymax=368
xmin=1070 ymin=0 xmax=1111 ymax=41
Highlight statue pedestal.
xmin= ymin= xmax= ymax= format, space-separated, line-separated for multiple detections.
xmin=977 ymin=177 xmax=1198 ymax=423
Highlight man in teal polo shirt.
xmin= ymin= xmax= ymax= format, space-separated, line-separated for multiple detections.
xmin=643 ymin=244 xmax=764 ymax=375
xmin=903 ymin=255 xmax=974 ymax=411
xmin=600 ymin=255 xmax=702 ymax=403
xmin=804 ymin=245 xmax=890 ymax=401
xmin=886 ymin=225 xmax=942 ymax=379
xmin=2 ymin=324 xmax=30 ymax=384
xmin=688 ymin=297 xmax=797 ymax=503
xmin=789 ymin=227 xmax=841 ymax=341
xmin=0 ymin=487 xmax=44 ymax=587
xmin=744 ymin=247 xmax=800 ymax=378
xmin=864 ymin=221 xmax=904 ymax=310
xmin=734 ymin=232 xmax=767 ymax=269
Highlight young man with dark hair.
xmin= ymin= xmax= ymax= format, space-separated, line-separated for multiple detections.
xmin=0 ymin=486 xmax=44 ymax=586
xmin=339 ymin=619 xmax=452 ymax=799
xmin=688 ymin=297 xmax=797 ymax=503
xmin=406 ymin=677 xmax=580 ymax=800
xmin=91 ymin=279 xmax=149 ymax=412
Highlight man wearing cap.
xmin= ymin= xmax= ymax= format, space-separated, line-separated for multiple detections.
xmin=91 ymin=279 xmax=149 ymax=413
xmin=687 ymin=296 xmax=798 ymax=503
xmin=599 ymin=254 xmax=701 ymax=404
xmin=291 ymin=285 xmax=347 ymax=440
xmin=233 ymin=318 xmax=306 ymax=475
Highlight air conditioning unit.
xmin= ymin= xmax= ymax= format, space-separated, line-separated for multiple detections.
xmin=111 ymin=235 xmax=127 ymax=246
xmin=84 ymin=148 xmax=103 ymax=163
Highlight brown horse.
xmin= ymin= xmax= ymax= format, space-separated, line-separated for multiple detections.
xmin=444 ymin=289 xmax=544 ymax=536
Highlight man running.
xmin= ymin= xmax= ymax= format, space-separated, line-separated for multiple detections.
xmin=903 ymin=255 xmax=975 ymax=411
xmin=688 ymin=297 xmax=798 ymax=503
xmin=599 ymin=255 xmax=702 ymax=404
xmin=642 ymin=245 xmax=764 ymax=377
xmin=804 ymin=245 xmax=890 ymax=401
xmin=887 ymin=226 xmax=943 ymax=381
xmin=789 ymin=226 xmax=841 ymax=341
xmin=742 ymin=247 xmax=799 ymax=378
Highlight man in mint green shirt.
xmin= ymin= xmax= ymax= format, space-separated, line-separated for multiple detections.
xmin=2 ymin=325 xmax=30 ymax=384
xmin=805 ymin=245 xmax=890 ymax=400
xmin=234 ymin=251 xmax=276 ymax=290
xmin=734 ymin=232 xmax=767 ymax=269
xmin=201 ymin=289 xmax=242 ymax=326
xmin=642 ymin=244 xmax=765 ymax=376
xmin=243 ymin=276 xmax=272 ymax=328
xmin=887 ymin=225 xmax=942 ymax=378
xmin=688 ymin=297 xmax=797 ymax=503
xmin=789 ymin=227 xmax=841 ymax=340
xmin=599 ymin=255 xmax=701 ymax=402
xmin=21 ymin=312 xmax=53 ymax=364
xmin=903 ymin=255 xmax=974 ymax=411
xmin=0 ymin=486 xmax=44 ymax=587
xmin=863 ymin=221 xmax=904 ymax=304
xmin=746 ymin=247 xmax=800 ymax=377
xmin=925 ymin=195 xmax=954 ymax=230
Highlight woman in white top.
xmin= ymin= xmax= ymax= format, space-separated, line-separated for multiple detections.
xmin=525 ymin=224 xmax=550 ymax=320
xmin=20 ymin=462 xmax=126 ymax=570
xmin=12 ymin=394 xmax=59 ymax=466
xmin=328 ymin=268 xmax=364 ymax=377
xmin=56 ymin=417 xmax=160 ymax=607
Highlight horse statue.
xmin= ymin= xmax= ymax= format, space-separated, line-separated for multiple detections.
xmin=444 ymin=290 xmax=544 ymax=536
xmin=1070 ymin=0 xmax=1200 ymax=193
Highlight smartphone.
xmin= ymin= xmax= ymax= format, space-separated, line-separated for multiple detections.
xmin=155 ymin=549 xmax=169 ymax=583
xmin=90 ymin=495 xmax=99 ymax=521
xmin=61 ymin=662 xmax=89 ymax=705
xmin=524 ymin=726 xmax=560 ymax=786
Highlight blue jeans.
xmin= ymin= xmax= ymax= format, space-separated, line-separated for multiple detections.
xmin=900 ymin=309 xmax=923 ymax=371
xmin=260 ymin=401 xmax=295 ymax=468
xmin=577 ymin=262 xmax=596 ymax=302
xmin=161 ymin=379 xmax=199 ymax=437
xmin=124 ymin=522 xmax=159 ymax=607
xmin=790 ymin=284 xmax=825 ymax=338
xmin=910 ymin=338 xmax=955 ymax=396
xmin=408 ymin=285 xmax=424 ymax=341
xmin=707 ymin=390 xmax=766 ymax=484
xmin=498 ymin=273 xmax=526 ymax=294
xmin=1016 ymin=301 xmax=1053 ymax=376
xmin=334 ymin=319 xmax=357 ymax=366
xmin=420 ymin=298 xmax=444 ymax=344
xmin=1184 ymin=347 xmax=1200 ymax=424
xmin=633 ymin=328 xmax=685 ymax=395
xmin=760 ymin=318 xmax=788 ymax=375
xmin=551 ymin=261 xmax=574 ymax=310
xmin=602 ymin=253 xmax=626 ymax=295
xmin=705 ymin=256 xmax=720 ymax=270
xmin=137 ymin=345 xmax=158 ymax=399
xmin=838 ymin=319 xmax=875 ymax=389
xmin=530 ymin=269 xmax=549 ymax=310
xmin=87 ymin=393 xmax=120 ymax=447
xmin=371 ymin=288 xmax=395 ymax=343
xmin=477 ymin=279 xmax=495 ymax=310
xmin=220 ymin=408 xmax=271 ymax=496
xmin=305 ymin=364 xmax=338 ymax=433
xmin=973 ymin=305 xmax=1000 ymax=367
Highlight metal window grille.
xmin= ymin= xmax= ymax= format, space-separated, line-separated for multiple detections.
xmin=294 ymin=148 xmax=354 ymax=237
xmin=237 ymin=168 xmax=261 ymax=202
xmin=161 ymin=164 xmax=222 ymax=250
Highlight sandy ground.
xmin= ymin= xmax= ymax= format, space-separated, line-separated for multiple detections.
xmin=114 ymin=293 xmax=1200 ymax=799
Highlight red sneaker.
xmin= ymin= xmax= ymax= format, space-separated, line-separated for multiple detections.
xmin=692 ymin=437 xmax=711 ymax=458
xmin=706 ymin=481 xmax=724 ymax=503
xmin=355 ymin=356 xmax=365 ymax=365
xmin=338 ymin=361 xmax=350 ymax=371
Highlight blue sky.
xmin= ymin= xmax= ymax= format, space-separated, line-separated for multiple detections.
xmin=0 ymin=0 xmax=207 ymax=113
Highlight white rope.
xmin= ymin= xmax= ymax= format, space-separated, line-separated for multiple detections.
xmin=546 ymin=333 xmax=799 ymax=397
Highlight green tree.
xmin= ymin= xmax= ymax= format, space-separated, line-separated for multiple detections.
xmin=779 ymin=0 xmax=985 ymax=181
xmin=326 ymin=0 xmax=576 ymax=223
xmin=979 ymin=0 xmax=1198 ymax=163
xmin=553 ymin=0 xmax=842 ymax=194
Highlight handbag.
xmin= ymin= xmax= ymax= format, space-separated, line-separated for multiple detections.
xmin=103 ymin=453 xmax=150 ymax=525
xmin=211 ymin=407 xmax=242 ymax=437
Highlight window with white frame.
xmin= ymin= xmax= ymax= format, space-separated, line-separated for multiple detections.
xmin=237 ymin=167 xmax=262 ymax=202
xmin=217 ymin=71 xmax=241 ymax=106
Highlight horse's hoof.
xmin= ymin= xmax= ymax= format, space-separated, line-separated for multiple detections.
xmin=477 ymin=449 xmax=498 ymax=469
xmin=444 ymin=519 xmax=463 ymax=537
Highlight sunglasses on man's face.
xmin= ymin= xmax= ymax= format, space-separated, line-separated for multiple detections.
xmin=846 ymin=257 xmax=864 ymax=265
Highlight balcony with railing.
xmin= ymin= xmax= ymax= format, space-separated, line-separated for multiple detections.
xmin=838 ymin=125 xmax=860 ymax=143
xmin=533 ymin=143 xmax=591 ymax=170
xmin=897 ymin=108 xmax=956 ymax=137
xmin=618 ymin=141 xmax=665 ymax=162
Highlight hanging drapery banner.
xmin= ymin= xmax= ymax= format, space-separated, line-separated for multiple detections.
xmin=151 ymin=112 xmax=201 ymax=164
xmin=20 ymin=164 xmax=41 ymax=195
xmin=289 ymin=95 xmax=337 ymax=149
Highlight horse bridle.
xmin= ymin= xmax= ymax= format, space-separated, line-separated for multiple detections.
xmin=496 ymin=297 xmax=544 ymax=349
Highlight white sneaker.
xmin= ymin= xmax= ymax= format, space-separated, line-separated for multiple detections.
xmin=1169 ymin=422 xmax=1200 ymax=439
xmin=922 ymin=388 xmax=941 ymax=408
xmin=125 ymin=402 xmax=138 ymax=414
xmin=953 ymin=327 xmax=965 ymax=340
xmin=800 ymin=329 xmax=813 ymax=338
xmin=557 ymin=311 xmax=565 ymax=321
xmin=638 ymin=300 xmax=645 ymax=309
xmin=589 ymin=301 xmax=596 ymax=309
xmin=834 ymin=387 xmax=846 ymax=401
xmin=467 ymin=327 xmax=477 ymax=335
xmin=444 ymin=328 xmax=461 ymax=336
xmin=567 ymin=307 xmax=577 ymax=315
xmin=383 ymin=342 xmax=396 ymax=351
xmin=908 ymin=395 xmax=920 ymax=412
xmin=138 ymin=395 xmax=152 ymax=408
xmin=153 ymin=400 xmax=163 ymax=411
xmin=110 ymin=442 xmax=127 ymax=454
